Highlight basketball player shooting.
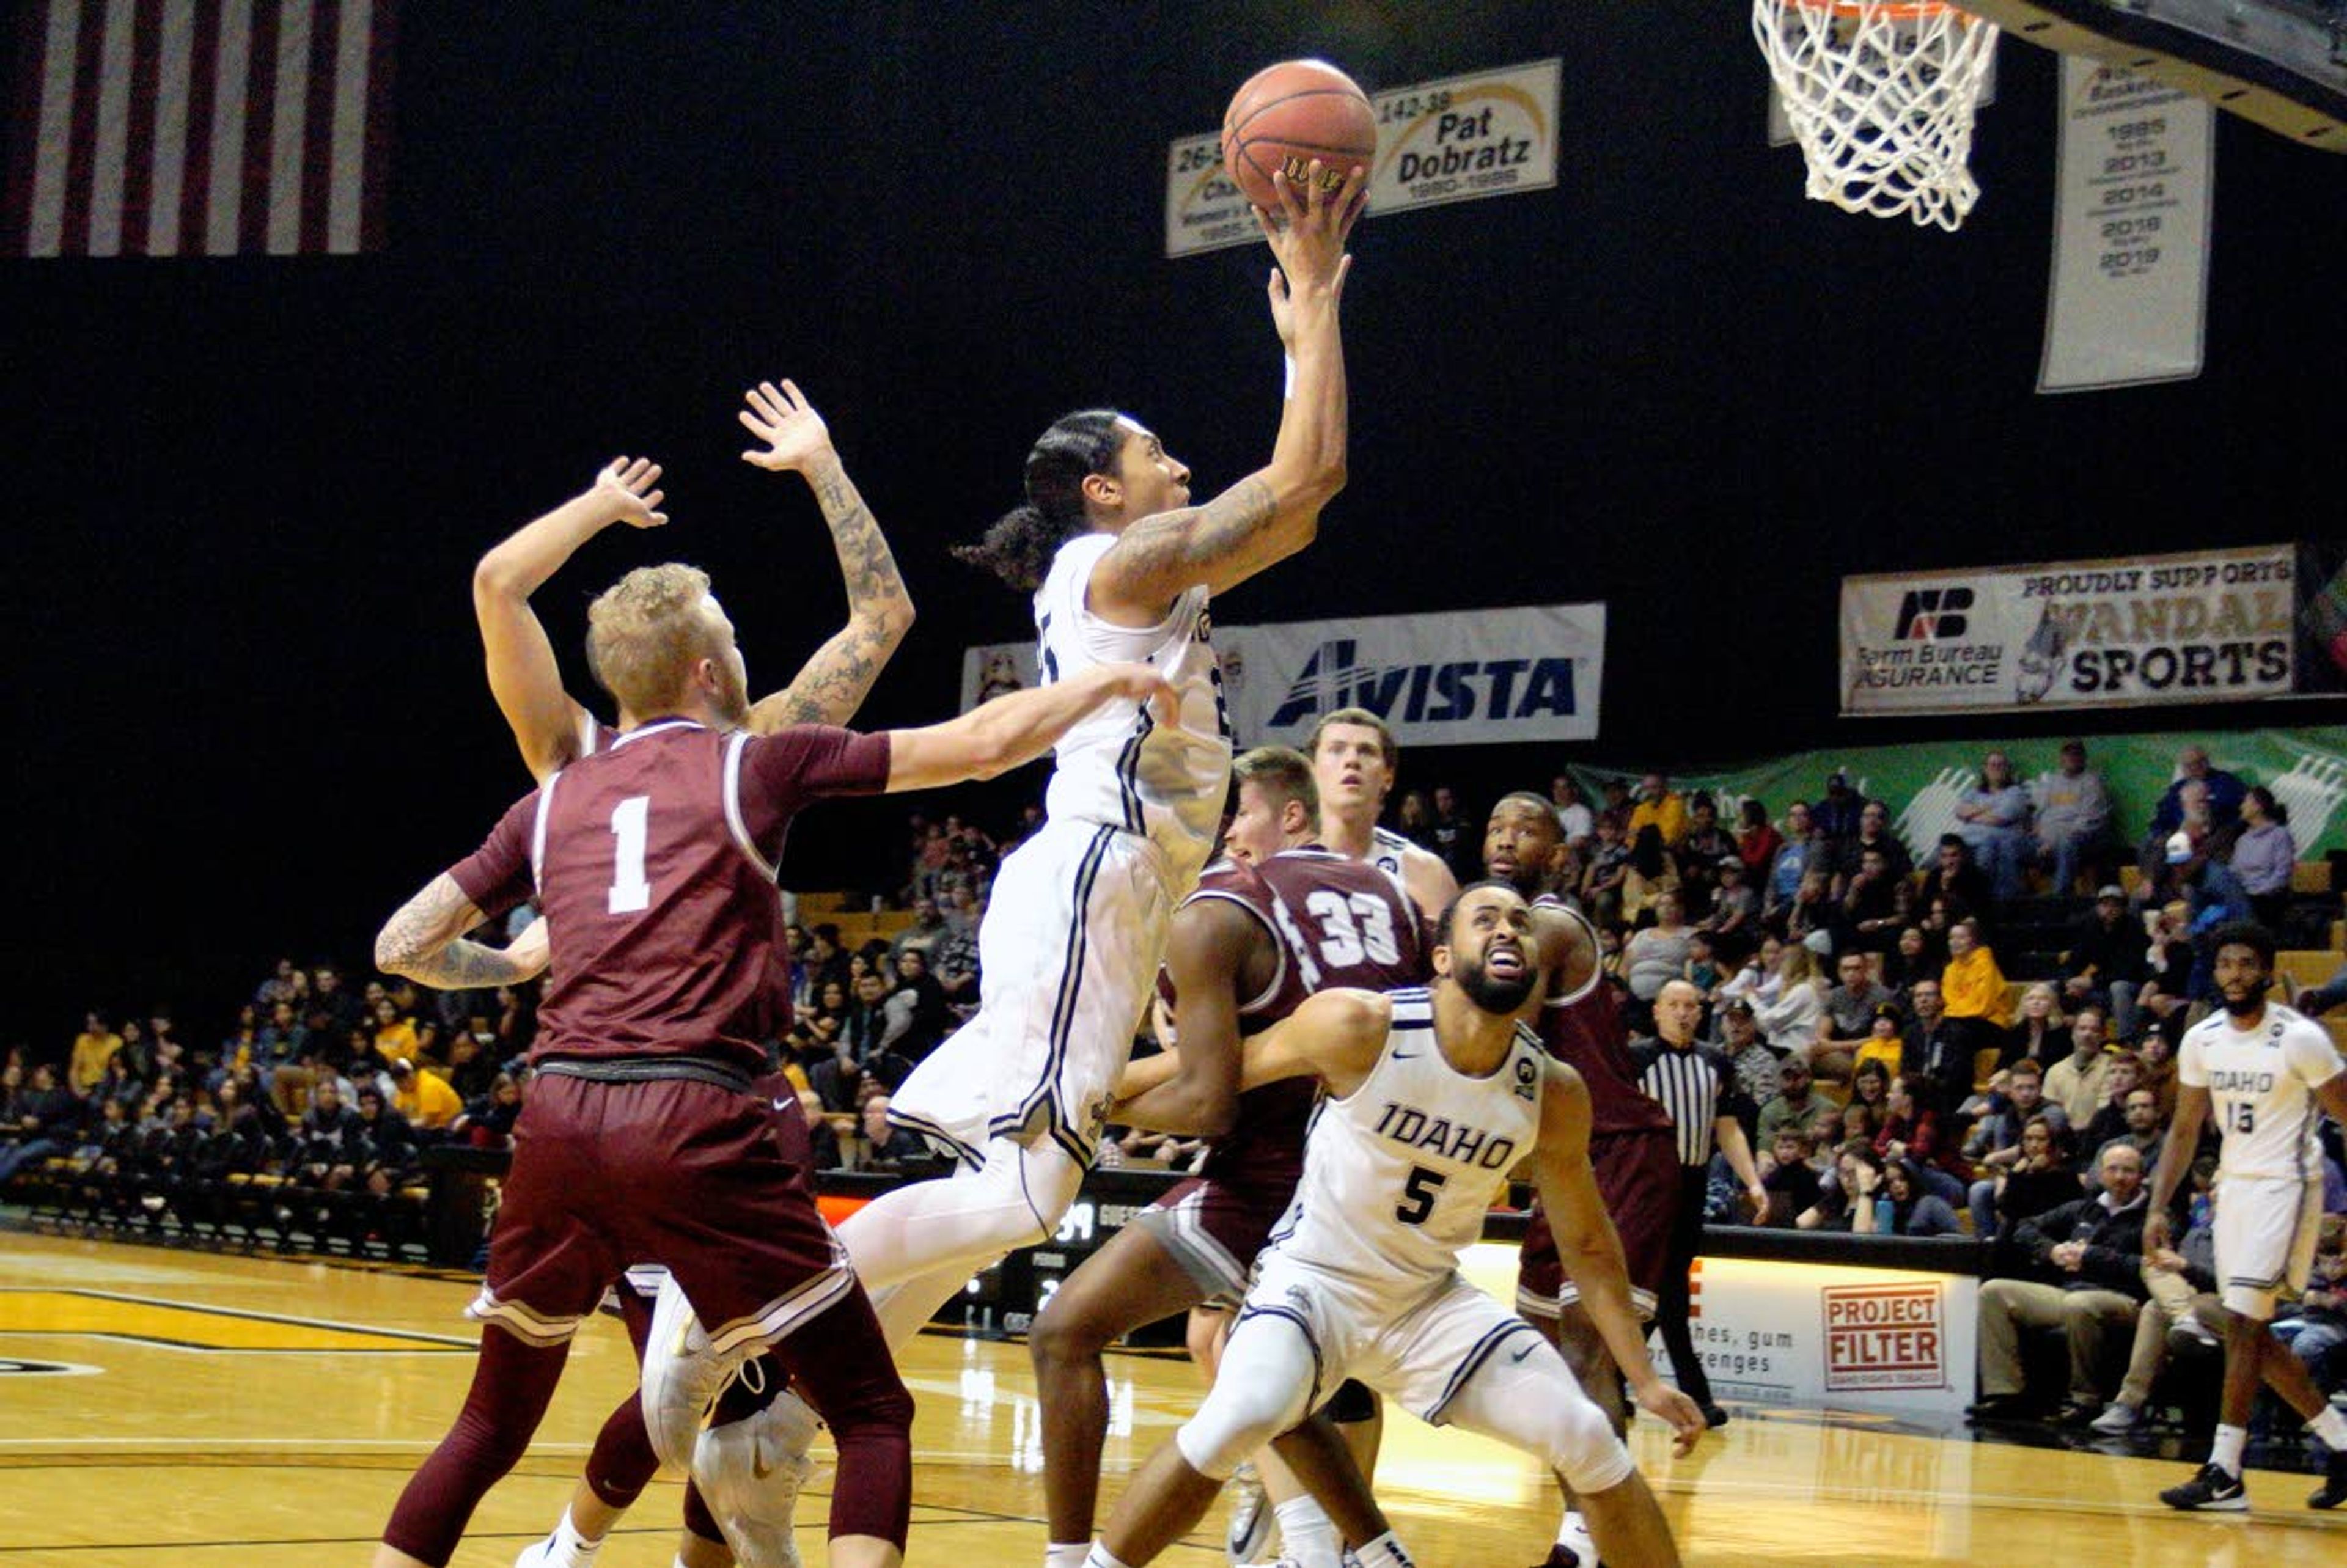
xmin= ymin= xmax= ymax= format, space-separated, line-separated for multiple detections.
xmin=638 ymin=158 xmax=1368 ymax=1497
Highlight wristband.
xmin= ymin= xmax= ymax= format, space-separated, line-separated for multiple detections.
xmin=1282 ymin=354 xmax=1296 ymax=400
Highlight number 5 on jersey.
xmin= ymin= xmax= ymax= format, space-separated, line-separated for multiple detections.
xmin=1396 ymin=1164 xmax=1445 ymax=1225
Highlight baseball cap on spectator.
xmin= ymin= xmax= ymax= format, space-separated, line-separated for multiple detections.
xmin=1872 ymin=1002 xmax=1904 ymax=1025
xmin=2164 ymin=830 xmax=2195 ymax=864
xmin=1802 ymin=929 xmax=1835 ymax=956
xmin=2096 ymin=885 xmax=2126 ymax=902
xmin=1721 ymin=998 xmax=1755 ymax=1019
xmin=387 ymin=1058 xmax=414 ymax=1077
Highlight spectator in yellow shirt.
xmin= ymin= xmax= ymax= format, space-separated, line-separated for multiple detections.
xmin=68 ymin=1013 xmax=123 ymax=1096
xmin=370 ymin=999 xmax=421 ymax=1066
xmin=1940 ymin=917 xmax=2011 ymax=1029
xmin=1629 ymin=771 xmax=1688 ymax=849
xmin=388 ymin=1059 xmax=461 ymax=1130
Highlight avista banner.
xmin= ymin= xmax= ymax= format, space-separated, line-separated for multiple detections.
xmin=961 ymin=601 xmax=1606 ymax=749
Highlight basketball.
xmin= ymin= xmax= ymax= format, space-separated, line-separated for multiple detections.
xmin=1221 ymin=59 xmax=1377 ymax=211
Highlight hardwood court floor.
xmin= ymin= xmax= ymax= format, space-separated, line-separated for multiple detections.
xmin=1 ymin=1229 xmax=2343 ymax=1566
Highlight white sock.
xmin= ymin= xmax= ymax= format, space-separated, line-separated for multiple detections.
xmin=1274 ymin=1496 xmax=1342 ymax=1568
xmin=1352 ymin=1533 xmax=1417 ymax=1568
xmin=1554 ymin=1508 xmax=1593 ymax=1548
xmin=1047 ymin=1544 xmax=1094 ymax=1568
xmin=1084 ymin=1545 xmax=1134 ymax=1568
xmin=550 ymin=1506 xmax=601 ymax=1566
xmin=2211 ymin=1422 xmax=2247 ymax=1475
xmin=2310 ymin=1405 xmax=2347 ymax=1451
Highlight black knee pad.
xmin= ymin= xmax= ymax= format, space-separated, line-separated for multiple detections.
xmin=1324 ymin=1377 xmax=1376 ymax=1424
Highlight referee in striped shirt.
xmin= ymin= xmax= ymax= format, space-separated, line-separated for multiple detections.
xmin=1629 ymin=978 xmax=1769 ymax=1424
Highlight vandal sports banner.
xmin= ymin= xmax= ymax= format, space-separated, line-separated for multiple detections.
xmin=961 ymin=601 xmax=1606 ymax=748
xmin=1839 ymin=544 xmax=2296 ymax=716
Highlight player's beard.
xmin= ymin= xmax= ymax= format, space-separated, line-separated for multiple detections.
xmin=711 ymin=656 xmax=752 ymax=730
xmin=2220 ymin=975 xmax=2271 ymax=1017
xmin=1453 ymin=950 xmax=1537 ymax=1015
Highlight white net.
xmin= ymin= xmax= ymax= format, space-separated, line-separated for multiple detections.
xmin=1752 ymin=1 xmax=2001 ymax=231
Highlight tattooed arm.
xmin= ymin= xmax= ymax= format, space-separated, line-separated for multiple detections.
xmin=1089 ymin=162 xmax=1364 ymax=623
xmin=736 ymin=380 xmax=917 ymax=733
xmin=375 ymin=875 xmax=540 ymax=992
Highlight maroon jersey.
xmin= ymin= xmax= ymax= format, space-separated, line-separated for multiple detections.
xmin=1534 ymin=896 xmax=1672 ymax=1137
xmin=451 ymin=719 xmax=891 ymax=1072
xmin=1163 ymin=846 xmax=1425 ymax=1189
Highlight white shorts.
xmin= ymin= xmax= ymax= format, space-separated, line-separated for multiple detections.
xmin=1187 ymin=1253 xmax=1632 ymax=1495
xmin=2213 ymin=1172 xmax=2324 ymax=1320
xmin=889 ymin=819 xmax=1177 ymax=1168
xmin=1240 ymin=1254 xmax=1543 ymax=1426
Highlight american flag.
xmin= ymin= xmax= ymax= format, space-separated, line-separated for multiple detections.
xmin=4 ymin=0 xmax=395 ymax=257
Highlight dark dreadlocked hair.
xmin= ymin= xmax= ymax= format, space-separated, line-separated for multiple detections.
xmin=953 ymin=409 xmax=1128 ymax=592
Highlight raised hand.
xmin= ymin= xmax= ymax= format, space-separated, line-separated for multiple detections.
xmin=1256 ymin=158 xmax=1367 ymax=323
xmin=739 ymin=379 xmax=835 ymax=474
xmin=592 ymin=457 xmax=667 ymax=529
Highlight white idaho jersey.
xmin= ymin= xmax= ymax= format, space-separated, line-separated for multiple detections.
xmin=1035 ymin=533 xmax=1232 ymax=888
xmin=2178 ymin=1003 xmax=2345 ymax=1181
xmin=1368 ymin=824 xmax=1415 ymax=882
xmin=1268 ymin=988 xmax=1547 ymax=1290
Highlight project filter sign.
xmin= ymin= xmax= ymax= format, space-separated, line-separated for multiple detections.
xmin=1166 ymin=59 xmax=1560 ymax=258
xmin=1677 ymin=1257 xmax=1977 ymax=1418
xmin=1822 ymin=1281 xmax=1947 ymax=1393
xmin=1839 ymin=544 xmax=2295 ymax=716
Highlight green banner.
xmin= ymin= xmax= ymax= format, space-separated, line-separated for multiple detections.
xmin=1571 ymin=726 xmax=2347 ymax=862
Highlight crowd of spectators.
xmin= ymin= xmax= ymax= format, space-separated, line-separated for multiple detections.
xmin=1416 ymin=746 xmax=2343 ymax=1438
xmin=6 ymin=738 xmax=2343 ymax=1421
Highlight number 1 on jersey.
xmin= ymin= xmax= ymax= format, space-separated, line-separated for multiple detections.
xmin=608 ymin=796 xmax=652 ymax=914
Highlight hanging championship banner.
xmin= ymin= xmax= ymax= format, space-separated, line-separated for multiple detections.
xmin=964 ymin=601 xmax=1605 ymax=748
xmin=1166 ymin=58 xmax=1560 ymax=258
xmin=1840 ymin=545 xmax=2294 ymax=716
xmin=2040 ymin=56 xmax=2214 ymax=392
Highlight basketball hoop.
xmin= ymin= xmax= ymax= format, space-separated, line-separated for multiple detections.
xmin=1752 ymin=1 xmax=2001 ymax=230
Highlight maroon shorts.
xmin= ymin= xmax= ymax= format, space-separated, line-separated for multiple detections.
xmin=471 ymin=1073 xmax=851 ymax=1359
xmin=606 ymin=1072 xmax=815 ymax=1309
xmin=1516 ymin=1127 xmax=1676 ymax=1321
xmin=1133 ymin=1174 xmax=1298 ymax=1308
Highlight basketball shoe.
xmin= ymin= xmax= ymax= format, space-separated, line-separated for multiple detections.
xmin=694 ymin=1390 xmax=822 ymax=1568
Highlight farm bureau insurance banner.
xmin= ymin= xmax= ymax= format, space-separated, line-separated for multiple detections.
xmin=961 ymin=601 xmax=1605 ymax=748
xmin=1840 ymin=544 xmax=2294 ymax=716
xmin=1166 ymin=59 xmax=1560 ymax=258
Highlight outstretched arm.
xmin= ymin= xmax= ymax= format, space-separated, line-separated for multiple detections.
xmin=1089 ymin=163 xmax=1365 ymax=619
xmin=882 ymin=661 xmax=1176 ymax=793
xmin=1104 ymin=901 xmax=1259 ymax=1136
xmin=735 ymin=381 xmax=917 ymax=731
xmin=1533 ymin=1064 xmax=1707 ymax=1454
xmin=1114 ymin=987 xmax=1390 ymax=1121
xmin=472 ymin=460 xmax=669 ymax=781
xmin=375 ymin=876 xmax=541 ymax=992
